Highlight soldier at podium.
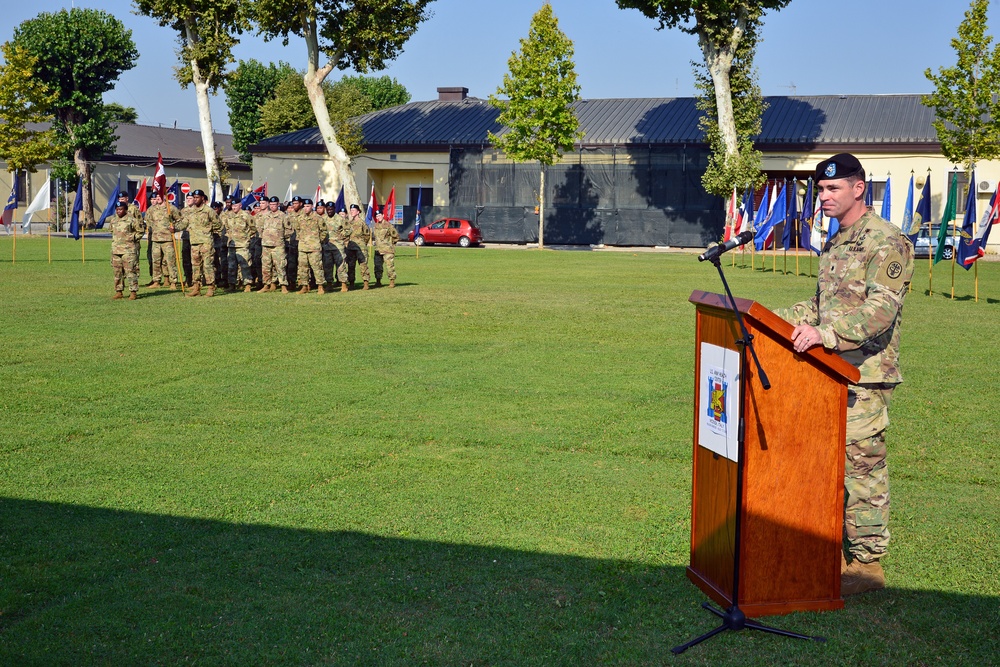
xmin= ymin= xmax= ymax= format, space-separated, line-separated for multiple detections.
xmin=773 ymin=153 xmax=914 ymax=597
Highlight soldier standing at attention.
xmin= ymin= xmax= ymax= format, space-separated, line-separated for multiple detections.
xmin=144 ymin=192 xmax=184 ymax=289
xmin=323 ymin=202 xmax=351 ymax=292
xmin=223 ymin=197 xmax=257 ymax=292
xmin=294 ymin=198 xmax=328 ymax=294
xmin=256 ymin=196 xmax=292 ymax=293
xmin=345 ymin=203 xmax=371 ymax=289
xmin=372 ymin=209 xmax=399 ymax=288
xmin=773 ymin=153 xmax=914 ymax=597
xmin=110 ymin=201 xmax=146 ymax=300
xmin=182 ymin=189 xmax=223 ymax=297
xmin=212 ymin=200 xmax=229 ymax=288
xmin=285 ymin=195 xmax=304 ymax=289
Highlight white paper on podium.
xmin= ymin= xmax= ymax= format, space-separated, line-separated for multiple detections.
xmin=697 ymin=342 xmax=741 ymax=462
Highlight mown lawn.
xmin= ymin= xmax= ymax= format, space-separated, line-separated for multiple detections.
xmin=1 ymin=236 xmax=997 ymax=665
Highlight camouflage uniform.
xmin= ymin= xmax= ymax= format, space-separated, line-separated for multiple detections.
xmin=214 ymin=212 xmax=229 ymax=287
xmin=146 ymin=204 xmax=184 ymax=286
xmin=223 ymin=209 xmax=257 ymax=287
xmin=345 ymin=214 xmax=371 ymax=286
xmin=110 ymin=210 xmax=146 ymax=295
xmin=373 ymin=218 xmax=399 ymax=284
xmin=182 ymin=204 xmax=223 ymax=286
xmin=285 ymin=209 xmax=300 ymax=288
xmin=294 ymin=211 xmax=328 ymax=287
xmin=323 ymin=213 xmax=350 ymax=286
xmin=775 ymin=208 xmax=914 ymax=564
xmin=257 ymin=209 xmax=292 ymax=287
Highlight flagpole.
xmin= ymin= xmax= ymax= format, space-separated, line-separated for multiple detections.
xmin=81 ymin=220 xmax=85 ymax=263
xmin=975 ymin=261 xmax=979 ymax=303
xmin=950 ymin=213 xmax=957 ymax=300
xmin=11 ymin=211 xmax=15 ymax=263
xmin=47 ymin=220 xmax=51 ymax=263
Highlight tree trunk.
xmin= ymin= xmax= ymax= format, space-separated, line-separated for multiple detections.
xmin=538 ymin=167 xmax=545 ymax=249
xmin=302 ymin=16 xmax=360 ymax=206
xmin=697 ymin=12 xmax=748 ymax=160
xmin=186 ymin=19 xmax=220 ymax=187
xmin=74 ymin=148 xmax=94 ymax=227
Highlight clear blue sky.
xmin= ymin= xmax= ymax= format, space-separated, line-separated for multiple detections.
xmin=1 ymin=0 xmax=995 ymax=134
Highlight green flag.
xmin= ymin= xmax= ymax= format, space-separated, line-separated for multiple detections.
xmin=935 ymin=170 xmax=958 ymax=264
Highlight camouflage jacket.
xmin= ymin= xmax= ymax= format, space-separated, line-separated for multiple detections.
xmin=145 ymin=204 xmax=182 ymax=242
xmin=373 ymin=220 xmax=399 ymax=251
xmin=222 ymin=210 xmax=256 ymax=247
xmin=293 ymin=212 xmax=328 ymax=252
xmin=346 ymin=216 xmax=371 ymax=247
xmin=774 ymin=209 xmax=914 ymax=384
xmin=325 ymin=214 xmax=349 ymax=244
xmin=110 ymin=211 xmax=146 ymax=253
xmin=257 ymin=210 xmax=292 ymax=247
xmin=182 ymin=205 xmax=222 ymax=245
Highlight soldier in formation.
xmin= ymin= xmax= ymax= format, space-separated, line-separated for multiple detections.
xmin=345 ymin=203 xmax=371 ymax=289
xmin=256 ymin=196 xmax=292 ymax=293
xmin=221 ymin=196 xmax=257 ymax=292
xmin=322 ymin=201 xmax=350 ymax=292
xmin=372 ymin=209 xmax=399 ymax=288
xmin=110 ymin=200 xmax=146 ymax=300
xmin=144 ymin=192 xmax=185 ymax=289
xmin=293 ymin=198 xmax=328 ymax=294
xmin=182 ymin=189 xmax=223 ymax=297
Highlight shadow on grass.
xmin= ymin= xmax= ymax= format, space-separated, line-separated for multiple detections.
xmin=1 ymin=498 xmax=997 ymax=665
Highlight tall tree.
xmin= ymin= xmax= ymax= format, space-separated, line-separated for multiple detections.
xmin=11 ymin=8 xmax=138 ymax=225
xmin=923 ymin=0 xmax=1000 ymax=170
xmin=225 ymin=59 xmax=297 ymax=163
xmin=134 ymin=0 xmax=249 ymax=186
xmin=488 ymin=3 xmax=581 ymax=249
xmin=339 ymin=75 xmax=411 ymax=111
xmin=104 ymin=103 xmax=139 ymax=125
xmin=0 ymin=42 xmax=62 ymax=176
xmin=617 ymin=0 xmax=789 ymax=192
xmin=254 ymin=0 xmax=433 ymax=205
xmin=258 ymin=72 xmax=369 ymax=155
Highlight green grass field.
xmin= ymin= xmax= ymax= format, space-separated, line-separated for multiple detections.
xmin=1 ymin=236 xmax=997 ymax=666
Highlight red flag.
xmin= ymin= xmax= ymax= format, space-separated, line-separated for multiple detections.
xmin=723 ymin=187 xmax=737 ymax=242
xmin=382 ymin=187 xmax=395 ymax=221
xmin=314 ymin=183 xmax=322 ymax=203
xmin=135 ymin=178 xmax=148 ymax=213
xmin=152 ymin=152 xmax=167 ymax=199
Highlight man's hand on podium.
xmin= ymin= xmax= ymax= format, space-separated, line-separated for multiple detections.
xmin=791 ymin=324 xmax=822 ymax=353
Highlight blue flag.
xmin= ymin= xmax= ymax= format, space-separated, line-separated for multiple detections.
xmin=96 ymin=179 xmax=121 ymax=229
xmin=414 ymin=186 xmax=423 ymax=238
xmin=231 ymin=180 xmax=242 ymax=203
xmin=900 ymin=175 xmax=914 ymax=237
xmin=69 ymin=179 xmax=83 ymax=240
xmin=956 ymin=171 xmax=979 ymax=270
xmin=755 ymin=182 xmax=784 ymax=251
xmin=865 ymin=174 xmax=874 ymax=207
xmin=906 ymin=174 xmax=931 ymax=243
xmin=2 ymin=171 xmax=17 ymax=227
xmin=799 ymin=178 xmax=814 ymax=252
xmin=783 ymin=179 xmax=798 ymax=250
xmin=167 ymin=180 xmax=183 ymax=208
xmin=880 ymin=176 xmax=891 ymax=221
xmin=334 ymin=186 xmax=345 ymax=213
xmin=751 ymin=183 xmax=770 ymax=248
xmin=365 ymin=183 xmax=377 ymax=229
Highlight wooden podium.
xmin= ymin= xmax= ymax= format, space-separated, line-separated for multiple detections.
xmin=687 ymin=290 xmax=860 ymax=617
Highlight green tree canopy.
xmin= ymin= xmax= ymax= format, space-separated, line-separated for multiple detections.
xmin=488 ymin=3 xmax=581 ymax=249
xmin=339 ymin=75 xmax=410 ymax=111
xmin=11 ymin=8 xmax=138 ymax=224
xmin=923 ymin=0 xmax=1000 ymax=169
xmin=104 ymin=102 xmax=139 ymax=125
xmin=0 ymin=42 xmax=61 ymax=174
xmin=225 ymin=59 xmax=298 ymax=163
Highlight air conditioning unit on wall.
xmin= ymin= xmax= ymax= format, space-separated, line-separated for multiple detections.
xmin=977 ymin=179 xmax=996 ymax=193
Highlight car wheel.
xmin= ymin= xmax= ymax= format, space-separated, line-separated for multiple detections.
xmin=943 ymin=246 xmax=954 ymax=260
xmin=458 ymin=236 xmax=471 ymax=248
xmin=414 ymin=235 xmax=425 ymax=246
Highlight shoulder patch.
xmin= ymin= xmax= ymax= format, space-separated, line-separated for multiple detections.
xmin=876 ymin=249 xmax=907 ymax=291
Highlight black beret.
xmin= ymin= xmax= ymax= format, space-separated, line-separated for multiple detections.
xmin=115 ymin=201 xmax=127 ymax=209
xmin=349 ymin=204 xmax=361 ymax=211
xmin=191 ymin=189 xmax=206 ymax=197
xmin=291 ymin=195 xmax=303 ymax=203
xmin=815 ymin=153 xmax=864 ymax=182
xmin=303 ymin=198 xmax=313 ymax=205
xmin=315 ymin=200 xmax=326 ymax=207
xmin=117 ymin=192 xmax=129 ymax=198
xmin=268 ymin=196 xmax=279 ymax=203
xmin=212 ymin=202 xmax=223 ymax=209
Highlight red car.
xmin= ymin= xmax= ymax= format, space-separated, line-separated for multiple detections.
xmin=409 ymin=218 xmax=482 ymax=247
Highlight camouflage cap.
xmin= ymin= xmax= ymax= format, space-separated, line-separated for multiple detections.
xmin=815 ymin=153 xmax=864 ymax=182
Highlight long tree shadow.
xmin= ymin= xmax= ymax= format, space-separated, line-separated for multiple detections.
xmin=1 ymin=498 xmax=996 ymax=665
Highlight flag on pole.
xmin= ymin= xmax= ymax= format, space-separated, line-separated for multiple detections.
xmin=2 ymin=172 xmax=17 ymax=227
xmin=314 ymin=183 xmax=322 ymax=203
xmin=23 ymin=175 xmax=51 ymax=229
xmin=97 ymin=179 xmax=121 ymax=228
xmin=960 ymin=183 xmax=1000 ymax=267
xmin=241 ymin=182 xmax=267 ymax=209
xmin=809 ymin=197 xmax=825 ymax=255
xmin=880 ymin=176 xmax=891 ymax=221
xmin=754 ymin=182 xmax=782 ymax=251
xmin=333 ymin=186 xmax=345 ymax=213
xmin=167 ymin=180 xmax=183 ymax=209
xmin=723 ymin=187 xmax=737 ymax=242
xmin=151 ymin=152 xmax=167 ymax=199
xmin=906 ymin=174 xmax=930 ymax=243
xmin=737 ymin=186 xmax=753 ymax=235
xmin=383 ymin=186 xmax=396 ymax=221
xmin=231 ymin=180 xmax=243 ymax=203
xmin=365 ymin=183 xmax=378 ymax=229
xmin=799 ymin=178 xmax=814 ymax=252
xmin=135 ymin=178 xmax=149 ymax=213
xmin=783 ymin=179 xmax=798 ymax=250
xmin=956 ymin=170 xmax=980 ymax=270
xmin=935 ymin=170 xmax=958 ymax=264
xmin=414 ymin=186 xmax=423 ymax=238
xmin=865 ymin=173 xmax=874 ymax=207
xmin=283 ymin=182 xmax=293 ymax=203
xmin=900 ymin=174 xmax=915 ymax=237
xmin=751 ymin=183 xmax=770 ymax=248
xmin=69 ymin=178 xmax=83 ymax=240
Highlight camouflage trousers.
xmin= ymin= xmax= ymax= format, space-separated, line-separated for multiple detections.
xmin=374 ymin=250 xmax=395 ymax=282
xmin=150 ymin=240 xmax=179 ymax=285
xmin=112 ymin=246 xmax=140 ymax=294
xmin=261 ymin=245 xmax=287 ymax=286
xmin=228 ymin=245 xmax=253 ymax=286
xmin=346 ymin=243 xmax=369 ymax=285
xmin=322 ymin=240 xmax=348 ymax=285
xmin=190 ymin=242 xmax=216 ymax=286
xmin=844 ymin=384 xmax=893 ymax=563
xmin=297 ymin=249 xmax=324 ymax=286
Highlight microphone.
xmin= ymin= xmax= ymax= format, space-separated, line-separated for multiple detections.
xmin=698 ymin=230 xmax=754 ymax=262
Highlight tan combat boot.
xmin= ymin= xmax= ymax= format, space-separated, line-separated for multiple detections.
xmin=112 ymin=291 xmax=124 ymax=300
xmin=186 ymin=281 xmax=201 ymax=297
xmin=362 ymin=280 xmax=369 ymax=290
xmin=298 ymin=285 xmax=309 ymax=294
xmin=389 ymin=278 xmax=395 ymax=288
xmin=204 ymin=285 xmax=215 ymax=297
xmin=128 ymin=291 xmax=138 ymax=300
xmin=340 ymin=282 xmax=348 ymax=293
xmin=841 ymin=558 xmax=885 ymax=597
xmin=146 ymin=280 xmax=159 ymax=288
xmin=244 ymin=285 xmax=252 ymax=293
xmin=281 ymin=285 xmax=289 ymax=294
xmin=317 ymin=284 xmax=326 ymax=295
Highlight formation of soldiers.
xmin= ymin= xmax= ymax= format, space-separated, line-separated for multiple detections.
xmin=112 ymin=189 xmax=400 ymax=300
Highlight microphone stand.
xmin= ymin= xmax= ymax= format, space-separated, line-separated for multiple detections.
xmin=672 ymin=254 xmax=826 ymax=654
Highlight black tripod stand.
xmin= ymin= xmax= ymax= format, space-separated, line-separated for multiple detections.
xmin=672 ymin=255 xmax=826 ymax=654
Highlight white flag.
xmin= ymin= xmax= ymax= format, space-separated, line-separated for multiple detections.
xmin=283 ymin=182 xmax=294 ymax=202
xmin=23 ymin=175 xmax=51 ymax=229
